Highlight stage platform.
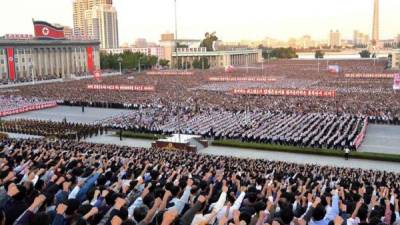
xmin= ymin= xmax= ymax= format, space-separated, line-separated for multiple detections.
xmin=152 ymin=134 xmax=208 ymax=151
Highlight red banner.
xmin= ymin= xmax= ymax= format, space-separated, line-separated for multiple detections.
xmin=146 ymin=71 xmax=194 ymax=76
xmin=233 ymin=88 xmax=336 ymax=97
xmin=209 ymin=77 xmax=277 ymax=82
xmin=6 ymin=48 xmax=15 ymax=81
xmin=86 ymin=47 xmax=95 ymax=75
xmin=353 ymin=118 xmax=368 ymax=149
xmin=345 ymin=73 xmax=395 ymax=79
xmin=393 ymin=74 xmax=400 ymax=90
xmin=0 ymin=101 xmax=57 ymax=117
xmin=87 ymin=84 xmax=155 ymax=92
xmin=33 ymin=21 xmax=65 ymax=39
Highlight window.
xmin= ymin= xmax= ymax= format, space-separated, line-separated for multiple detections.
xmin=22 ymin=58 xmax=25 ymax=63
xmin=0 ymin=59 xmax=4 ymax=64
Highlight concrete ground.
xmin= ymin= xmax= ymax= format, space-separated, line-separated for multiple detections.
xmin=359 ymin=124 xmax=400 ymax=155
xmin=3 ymin=106 xmax=400 ymax=172
xmin=84 ymin=133 xmax=400 ymax=173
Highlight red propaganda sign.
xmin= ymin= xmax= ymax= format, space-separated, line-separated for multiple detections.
xmin=209 ymin=77 xmax=277 ymax=82
xmin=6 ymin=48 xmax=15 ymax=81
xmin=0 ymin=101 xmax=57 ymax=117
xmin=87 ymin=84 xmax=155 ymax=92
xmin=345 ymin=73 xmax=395 ymax=79
xmin=146 ymin=71 xmax=194 ymax=76
xmin=93 ymin=69 xmax=102 ymax=81
xmin=233 ymin=88 xmax=336 ymax=98
xmin=33 ymin=20 xmax=65 ymax=39
xmin=86 ymin=47 xmax=95 ymax=74
xmin=393 ymin=74 xmax=400 ymax=90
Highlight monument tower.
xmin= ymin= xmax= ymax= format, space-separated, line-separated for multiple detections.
xmin=372 ymin=0 xmax=379 ymax=46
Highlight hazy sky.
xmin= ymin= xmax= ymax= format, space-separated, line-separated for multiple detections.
xmin=0 ymin=0 xmax=399 ymax=44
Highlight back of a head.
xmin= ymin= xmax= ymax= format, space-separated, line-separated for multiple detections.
xmin=312 ymin=204 xmax=326 ymax=221
xmin=133 ymin=205 xmax=149 ymax=222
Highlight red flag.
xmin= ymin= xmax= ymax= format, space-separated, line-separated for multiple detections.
xmin=6 ymin=48 xmax=15 ymax=81
xmin=86 ymin=47 xmax=95 ymax=75
xmin=33 ymin=21 xmax=65 ymax=39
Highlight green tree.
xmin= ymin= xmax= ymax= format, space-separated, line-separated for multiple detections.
xmin=315 ymin=50 xmax=324 ymax=59
xmin=200 ymin=32 xmax=218 ymax=51
xmin=269 ymin=48 xmax=298 ymax=59
xmin=192 ymin=57 xmax=210 ymax=69
xmin=359 ymin=50 xmax=371 ymax=58
xmin=100 ymin=52 xmax=158 ymax=71
xmin=159 ymin=59 xmax=170 ymax=68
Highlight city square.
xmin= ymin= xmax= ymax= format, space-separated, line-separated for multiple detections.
xmin=0 ymin=1 xmax=399 ymax=225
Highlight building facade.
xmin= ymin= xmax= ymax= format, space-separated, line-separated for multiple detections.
xmin=329 ymin=30 xmax=341 ymax=48
xmin=0 ymin=39 xmax=100 ymax=83
xmin=103 ymin=47 xmax=165 ymax=59
xmin=89 ymin=4 xmax=119 ymax=49
xmin=171 ymin=48 xmax=262 ymax=68
xmin=353 ymin=30 xmax=369 ymax=47
xmin=392 ymin=49 xmax=400 ymax=69
xmin=73 ymin=0 xmax=119 ymax=49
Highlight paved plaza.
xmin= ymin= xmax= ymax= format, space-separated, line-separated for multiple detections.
xmin=84 ymin=133 xmax=400 ymax=173
xmin=360 ymin=124 xmax=400 ymax=154
xmin=3 ymin=106 xmax=400 ymax=173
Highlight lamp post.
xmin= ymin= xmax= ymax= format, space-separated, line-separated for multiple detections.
xmin=117 ymin=57 xmax=122 ymax=75
xmin=174 ymin=0 xmax=178 ymax=70
xmin=138 ymin=57 xmax=141 ymax=73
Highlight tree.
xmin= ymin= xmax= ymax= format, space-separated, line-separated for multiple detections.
xmin=359 ymin=50 xmax=371 ymax=58
xmin=100 ymin=52 xmax=158 ymax=71
xmin=159 ymin=59 xmax=170 ymax=68
xmin=268 ymin=48 xmax=298 ymax=59
xmin=200 ymin=32 xmax=218 ymax=51
xmin=315 ymin=50 xmax=324 ymax=59
xmin=192 ymin=57 xmax=210 ymax=69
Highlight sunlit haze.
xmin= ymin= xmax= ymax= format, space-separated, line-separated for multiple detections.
xmin=1 ymin=0 xmax=399 ymax=43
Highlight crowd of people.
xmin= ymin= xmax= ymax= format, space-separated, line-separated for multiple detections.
xmin=2 ymin=59 xmax=397 ymax=121
xmin=101 ymin=109 xmax=367 ymax=150
xmin=0 ymin=119 xmax=104 ymax=140
xmin=0 ymin=96 xmax=51 ymax=113
xmin=0 ymin=138 xmax=398 ymax=225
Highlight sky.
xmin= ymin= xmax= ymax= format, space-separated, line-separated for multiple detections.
xmin=0 ymin=0 xmax=399 ymax=44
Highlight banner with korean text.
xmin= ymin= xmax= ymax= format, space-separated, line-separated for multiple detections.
xmin=87 ymin=84 xmax=155 ymax=92
xmin=233 ymin=88 xmax=336 ymax=97
xmin=345 ymin=73 xmax=395 ymax=79
xmin=0 ymin=101 xmax=57 ymax=117
xmin=209 ymin=77 xmax=277 ymax=82
xmin=146 ymin=71 xmax=194 ymax=76
xmin=393 ymin=73 xmax=400 ymax=90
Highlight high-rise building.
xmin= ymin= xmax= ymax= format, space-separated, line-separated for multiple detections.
xmin=73 ymin=0 xmax=119 ymax=48
xmin=73 ymin=0 xmax=88 ymax=35
xmin=372 ymin=0 xmax=379 ymax=45
xmin=329 ymin=30 xmax=341 ymax=48
xmin=135 ymin=38 xmax=148 ymax=48
xmin=89 ymin=4 xmax=119 ymax=49
xmin=353 ymin=30 xmax=369 ymax=47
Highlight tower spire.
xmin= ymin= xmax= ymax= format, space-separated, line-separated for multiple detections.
xmin=372 ymin=0 xmax=379 ymax=46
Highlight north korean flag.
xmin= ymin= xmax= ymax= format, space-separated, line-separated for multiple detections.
xmin=33 ymin=20 xmax=65 ymax=39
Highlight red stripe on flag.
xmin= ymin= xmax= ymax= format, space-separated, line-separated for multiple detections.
xmin=86 ymin=47 xmax=94 ymax=75
xmin=6 ymin=48 xmax=15 ymax=81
